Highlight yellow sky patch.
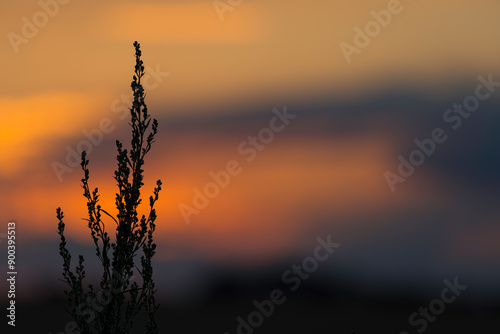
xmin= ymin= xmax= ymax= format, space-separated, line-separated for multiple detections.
xmin=95 ymin=2 xmax=265 ymax=44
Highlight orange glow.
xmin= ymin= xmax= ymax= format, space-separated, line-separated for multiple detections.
xmin=0 ymin=93 xmax=109 ymax=177
xmin=4 ymin=131 xmax=437 ymax=263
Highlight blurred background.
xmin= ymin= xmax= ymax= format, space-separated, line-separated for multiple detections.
xmin=0 ymin=0 xmax=499 ymax=333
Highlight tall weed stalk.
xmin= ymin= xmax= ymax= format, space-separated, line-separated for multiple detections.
xmin=56 ymin=41 xmax=161 ymax=334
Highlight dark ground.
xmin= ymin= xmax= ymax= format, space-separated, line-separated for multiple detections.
xmin=10 ymin=287 xmax=499 ymax=334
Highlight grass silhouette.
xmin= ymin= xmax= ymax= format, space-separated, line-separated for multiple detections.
xmin=56 ymin=41 xmax=161 ymax=334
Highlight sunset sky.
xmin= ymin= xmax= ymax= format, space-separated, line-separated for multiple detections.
xmin=1 ymin=0 xmax=499 ymax=316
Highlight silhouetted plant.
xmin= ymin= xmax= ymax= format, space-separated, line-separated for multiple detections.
xmin=56 ymin=41 xmax=161 ymax=334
